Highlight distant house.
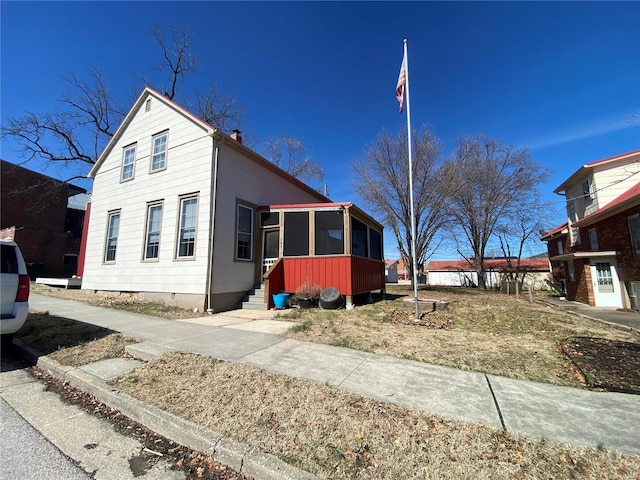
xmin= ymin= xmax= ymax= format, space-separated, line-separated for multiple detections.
xmin=541 ymin=150 xmax=640 ymax=308
xmin=425 ymin=257 xmax=550 ymax=289
xmin=80 ymin=87 xmax=384 ymax=312
xmin=396 ymin=258 xmax=426 ymax=284
xmin=385 ymin=259 xmax=398 ymax=283
xmin=0 ymin=159 xmax=87 ymax=278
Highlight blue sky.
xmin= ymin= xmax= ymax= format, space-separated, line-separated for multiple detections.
xmin=2 ymin=1 xmax=639 ymax=259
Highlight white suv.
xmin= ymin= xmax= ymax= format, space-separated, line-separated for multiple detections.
xmin=1 ymin=239 xmax=30 ymax=345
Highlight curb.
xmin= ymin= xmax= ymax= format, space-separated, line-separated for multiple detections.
xmin=13 ymin=339 xmax=318 ymax=480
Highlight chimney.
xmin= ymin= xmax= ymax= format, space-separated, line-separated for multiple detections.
xmin=231 ymin=129 xmax=242 ymax=144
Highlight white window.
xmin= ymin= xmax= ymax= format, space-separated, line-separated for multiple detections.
xmin=121 ymin=144 xmax=136 ymax=181
xmin=556 ymin=240 xmax=563 ymax=255
xmin=582 ymin=178 xmax=592 ymax=199
xmin=177 ymin=196 xmax=197 ymax=258
xmin=628 ymin=214 xmax=640 ymax=257
xmin=236 ymin=204 xmax=253 ymax=261
xmin=144 ymin=203 xmax=163 ymax=260
xmin=151 ymin=132 xmax=168 ymax=172
xmin=104 ymin=211 xmax=120 ymax=263
xmin=588 ymin=228 xmax=599 ymax=250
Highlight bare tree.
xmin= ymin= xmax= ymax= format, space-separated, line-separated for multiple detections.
xmin=2 ymin=25 xmax=241 ymax=180
xmin=262 ymin=135 xmax=324 ymax=186
xmin=352 ymin=127 xmax=450 ymax=286
xmin=494 ymin=200 xmax=553 ymax=289
xmin=444 ymin=134 xmax=549 ymax=289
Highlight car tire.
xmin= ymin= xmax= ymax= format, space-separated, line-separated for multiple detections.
xmin=319 ymin=287 xmax=343 ymax=309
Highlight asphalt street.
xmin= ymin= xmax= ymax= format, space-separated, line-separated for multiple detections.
xmin=0 ymin=353 xmax=92 ymax=480
xmin=0 ymin=349 xmax=185 ymax=480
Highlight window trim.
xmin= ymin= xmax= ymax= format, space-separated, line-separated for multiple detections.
xmin=104 ymin=210 xmax=121 ymax=264
xmin=176 ymin=195 xmax=198 ymax=259
xmin=120 ymin=143 xmax=137 ymax=182
xmin=150 ymin=131 xmax=168 ymax=173
xmin=236 ymin=203 xmax=255 ymax=261
xmin=143 ymin=202 xmax=163 ymax=261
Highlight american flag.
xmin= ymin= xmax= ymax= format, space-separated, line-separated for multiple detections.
xmin=396 ymin=51 xmax=407 ymax=113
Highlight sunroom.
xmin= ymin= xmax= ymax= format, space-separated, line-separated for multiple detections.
xmin=257 ymin=202 xmax=385 ymax=309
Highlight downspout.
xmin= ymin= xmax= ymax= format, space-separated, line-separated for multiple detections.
xmin=205 ymin=135 xmax=222 ymax=313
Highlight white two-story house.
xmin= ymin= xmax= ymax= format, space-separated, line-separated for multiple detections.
xmin=79 ymin=87 xmax=385 ymax=312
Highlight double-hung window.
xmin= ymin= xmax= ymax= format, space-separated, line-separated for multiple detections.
xmin=236 ymin=204 xmax=253 ymax=260
xmin=144 ymin=202 xmax=163 ymax=260
xmin=177 ymin=196 xmax=198 ymax=258
xmin=151 ymin=132 xmax=168 ymax=172
xmin=121 ymin=144 xmax=136 ymax=181
xmin=104 ymin=211 xmax=121 ymax=263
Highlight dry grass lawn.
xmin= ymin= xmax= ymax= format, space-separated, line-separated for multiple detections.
xmin=27 ymin=283 xmax=640 ymax=478
xmin=112 ymin=351 xmax=640 ymax=479
xmin=281 ymin=285 xmax=640 ymax=387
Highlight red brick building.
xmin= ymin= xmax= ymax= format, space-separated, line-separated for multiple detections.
xmin=0 ymin=160 xmax=87 ymax=278
xmin=541 ymin=150 xmax=640 ymax=308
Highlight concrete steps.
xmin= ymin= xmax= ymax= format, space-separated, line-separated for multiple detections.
xmin=243 ymin=285 xmax=268 ymax=310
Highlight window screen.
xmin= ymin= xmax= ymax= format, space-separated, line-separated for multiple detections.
xmin=261 ymin=211 xmax=280 ymax=226
xmin=283 ymin=211 xmax=309 ymax=256
xmin=315 ymin=210 xmax=344 ymax=255
xmin=369 ymin=228 xmax=382 ymax=260
xmin=351 ymin=217 xmax=368 ymax=258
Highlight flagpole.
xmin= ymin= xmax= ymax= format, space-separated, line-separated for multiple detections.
xmin=403 ymin=39 xmax=420 ymax=321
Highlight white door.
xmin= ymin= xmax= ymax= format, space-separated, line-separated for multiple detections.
xmin=590 ymin=259 xmax=623 ymax=307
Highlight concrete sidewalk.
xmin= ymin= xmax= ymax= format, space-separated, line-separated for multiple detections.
xmin=21 ymin=293 xmax=640 ymax=457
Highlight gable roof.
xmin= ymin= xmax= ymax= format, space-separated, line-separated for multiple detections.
xmin=554 ymin=149 xmax=640 ymax=194
xmin=88 ymin=87 xmax=329 ymax=203
xmin=89 ymin=87 xmax=214 ymax=178
xmin=574 ymin=181 xmax=640 ymax=228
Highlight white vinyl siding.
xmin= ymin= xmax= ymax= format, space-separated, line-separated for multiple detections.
xmin=121 ymin=144 xmax=136 ymax=181
xmin=151 ymin=132 xmax=168 ymax=172
xmin=104 ymin=211 xmax=120 ymax=263
xmin=144 ymin=203 xmax=163 ymax=260
xmin=177 ymin=196 xmax=198 ymax=258
xmin=83 ymin=94 xmax=213 ymax=295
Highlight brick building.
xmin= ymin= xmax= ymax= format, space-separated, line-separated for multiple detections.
xmin=0 ymin=160 xmax=87 ymax=278
xmin=541 ymin=150 xmax=640 ymax=308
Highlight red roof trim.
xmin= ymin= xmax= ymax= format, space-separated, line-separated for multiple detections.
xmin=426 ymin=258 xmax=549 ymax=271
xmin=585 ymin=149 xmax=640 ymax=167
xmin=258 ymin=202 xmax=351 ymax=210
xmin=541 ymin=222 xmax=568 ymax=241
